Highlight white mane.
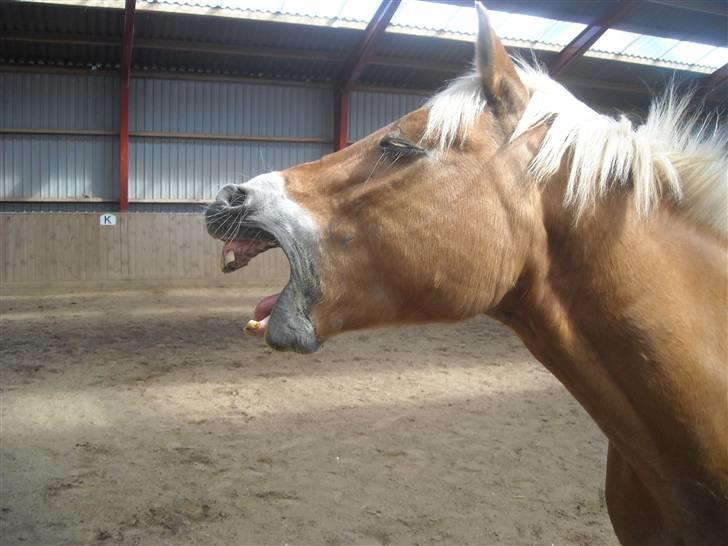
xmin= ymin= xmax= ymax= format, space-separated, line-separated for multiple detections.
xmin=424 ymin=66 xmax=728 ymax=234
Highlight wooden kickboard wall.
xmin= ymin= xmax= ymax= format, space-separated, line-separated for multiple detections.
xmin=0 ymin=213 xmax=290 ymax=287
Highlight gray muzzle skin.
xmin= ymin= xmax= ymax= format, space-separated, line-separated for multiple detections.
xmin=205 ymin=176 xmax=322 ymax=353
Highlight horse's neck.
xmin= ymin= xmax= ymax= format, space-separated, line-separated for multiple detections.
xmin=493 ymin=189 xmax=728 ymax=502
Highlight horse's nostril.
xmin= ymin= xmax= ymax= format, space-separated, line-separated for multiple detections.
xmin=216 ymin=184 xmax=247 ymax=207
xmin=228 ymin=187 xmax=247 ymax=207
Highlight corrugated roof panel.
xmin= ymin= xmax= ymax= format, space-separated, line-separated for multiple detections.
xmin=696 ymin=48 xmax=728 ymax=72
xmin=269 ymin=0 xmax=380 ymax=22
xmin=387 ymin=0 xmax=587 ymax=50
xmin=389 ymin=0 xmax=476 ymax=36
xmin=135 ymin=11 xmax=359 ymax=53
xmin=146 ymin=0 xmax=728 ymax=49
xmin=613 ymin=0 xmax=727 ymax=48
xmin=660 ymin=42 xmax=727 ymax=69
xmin=589 ymin=28 xmax=728 ymax=73
xmin=0 ymin=1 xmax=123 ymax=35
xmin=565 ymin=53 xmax=728 ymax=105
xmin=148 ymin=0 xmax=377 ymax=25
xmin=2 ymin=0 xmax=725 ymax=91
xmin=622 ymin=35 xmax=678 ymax=60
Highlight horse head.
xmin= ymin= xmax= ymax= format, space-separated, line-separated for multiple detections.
xmin=205 ymin=4 xmax=549 ymax=353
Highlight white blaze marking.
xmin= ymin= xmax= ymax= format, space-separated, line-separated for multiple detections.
xmin=240 ymin=171 xmax=319 ymax=237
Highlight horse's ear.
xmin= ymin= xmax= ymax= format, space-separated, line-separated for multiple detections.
xmin=475 ymin=2 xmax=528 ymax=117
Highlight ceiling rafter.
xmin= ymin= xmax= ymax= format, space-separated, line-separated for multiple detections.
xmin=692 ymin=61 xmax=728 ymax=102
xmin=338 ymin=0 xmax=401 ymax=95
xmin=334 ymin=0 xmax=401 ymax=151
xmin=548 ymin=0 xmax=638 ymax=77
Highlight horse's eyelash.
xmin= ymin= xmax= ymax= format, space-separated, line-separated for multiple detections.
xmin=379 ymin=137 xmax=426 ymax=159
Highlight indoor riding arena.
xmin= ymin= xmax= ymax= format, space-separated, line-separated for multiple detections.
xmin=2 ymin=1 xmax=726 ymax=545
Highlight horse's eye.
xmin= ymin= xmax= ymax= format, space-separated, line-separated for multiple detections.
xmin=379 ymin=136 xmax=426 ymax=158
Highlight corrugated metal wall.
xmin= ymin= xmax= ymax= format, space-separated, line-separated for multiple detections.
xmin=1 ymin=72 xmax=428 ymax=210
xmin=131 ymin=79 xmax=330 ymax=138
xmin=129 ymin=78 xmax=333 ymax=200
xmin=1 ymin=72 xmax=431 ymax=285
xmin=0 ymin=72 xmax=118 ymax=130
xmin=129 ymin=139 xmax=330 ymax=201
xmin=349 ymin=90 xmax=426 ymax=142
xmin=0 ymin=73 xmax=118 ymax=201
xmin=1 ymin=73 xmax=334 ymax=207
xmin=1 ymin=135 xmax=119 ymax=200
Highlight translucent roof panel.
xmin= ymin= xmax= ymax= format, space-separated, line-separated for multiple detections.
xmin=389 ymin=0 xmax=478 ymax=36
xmin=388 ymin=0 xmax=587 ymax=50
xmin=138 ymin=0 xmax=728 ymax=74
xmin=147 ymin=0 xmax=380 ymax=25
xmin=278 ymin=0 xmax=380 ymax=22
xmin=589 ymin=28 xmax=728 ymax=73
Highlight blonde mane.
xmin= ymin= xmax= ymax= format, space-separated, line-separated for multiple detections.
xmin=424 ymin=66 xmax=728 ymax=234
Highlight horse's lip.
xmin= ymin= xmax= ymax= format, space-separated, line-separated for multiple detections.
xmin=222 ymin=244 xmax=320 ymax=353
xmin=265 ymin=281 xmax=321 ymax=353
xmin=260 ymin=244 xmax=321 ymax=353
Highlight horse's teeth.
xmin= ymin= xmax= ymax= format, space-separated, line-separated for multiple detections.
xmin=224 ymin=250 xmax=236 ymax=265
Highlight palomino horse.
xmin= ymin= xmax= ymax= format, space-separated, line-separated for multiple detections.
xmin=206 ymin=4 xmax=728 ymax=544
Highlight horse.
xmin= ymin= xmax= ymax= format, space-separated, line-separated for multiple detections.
xmin=205 ymin=4 xmax=728 ymax=544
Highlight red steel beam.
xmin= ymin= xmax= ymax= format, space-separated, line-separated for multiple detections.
xmin=339 ymin=0 xmax=401 ymax=95
xmin=333 ymin=90 xmax=350 ymax=152
xmin=548 ymin=0 xmax=637 ymax=78
xmin=119 ymin=0 xmax=136 ymax=212
xmin=334 ymin=0 xmax=400 ymax=150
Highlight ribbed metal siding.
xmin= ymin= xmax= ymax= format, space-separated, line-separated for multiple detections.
xmin=129 ymin=139 xmax=330 ymax=200
xmin=131 ymin=79 xmax=332 ymax=138
xmin=128 ymin=203 xmax=205 ymax=213
xmin=0 ymin=203 xmax=206 ymax=213
xmin=349 ymin=90 xmax=426 ymax=142
xmin=2 ymin=72 xmax=434 ymax=207
xmin=0 ymin=202 xmax=118 ymax=213
xmin=0 ymin=73 xmax=118 ymax=130
xmin=1 ymin=134 xmax=118 ymax=199
xmin=129 ymin=78 xmax=333 ymax=200
xmin=0 ymin=73 xmax=118 ymax=202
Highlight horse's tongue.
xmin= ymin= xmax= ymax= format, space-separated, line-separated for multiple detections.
xmin=244 ymin=293 xmax=279 ymax=337
xmin=255 ymin=294 xmax=279 ymax=320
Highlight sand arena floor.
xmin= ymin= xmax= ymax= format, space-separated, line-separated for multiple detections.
xmin=1 ymin=286 xmax=617 ymax=545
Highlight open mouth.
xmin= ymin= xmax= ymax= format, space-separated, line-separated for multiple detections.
xmin=220 ymin=237 xmax=280 ymax=339
xmin=209 ymin=221 xmax=321 ymax=353
xmin=205 ymin=184 xmax=321 ymax=353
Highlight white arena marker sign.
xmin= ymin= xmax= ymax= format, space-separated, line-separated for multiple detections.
xmin=99 ymin=214 xmax=117 ymax=226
